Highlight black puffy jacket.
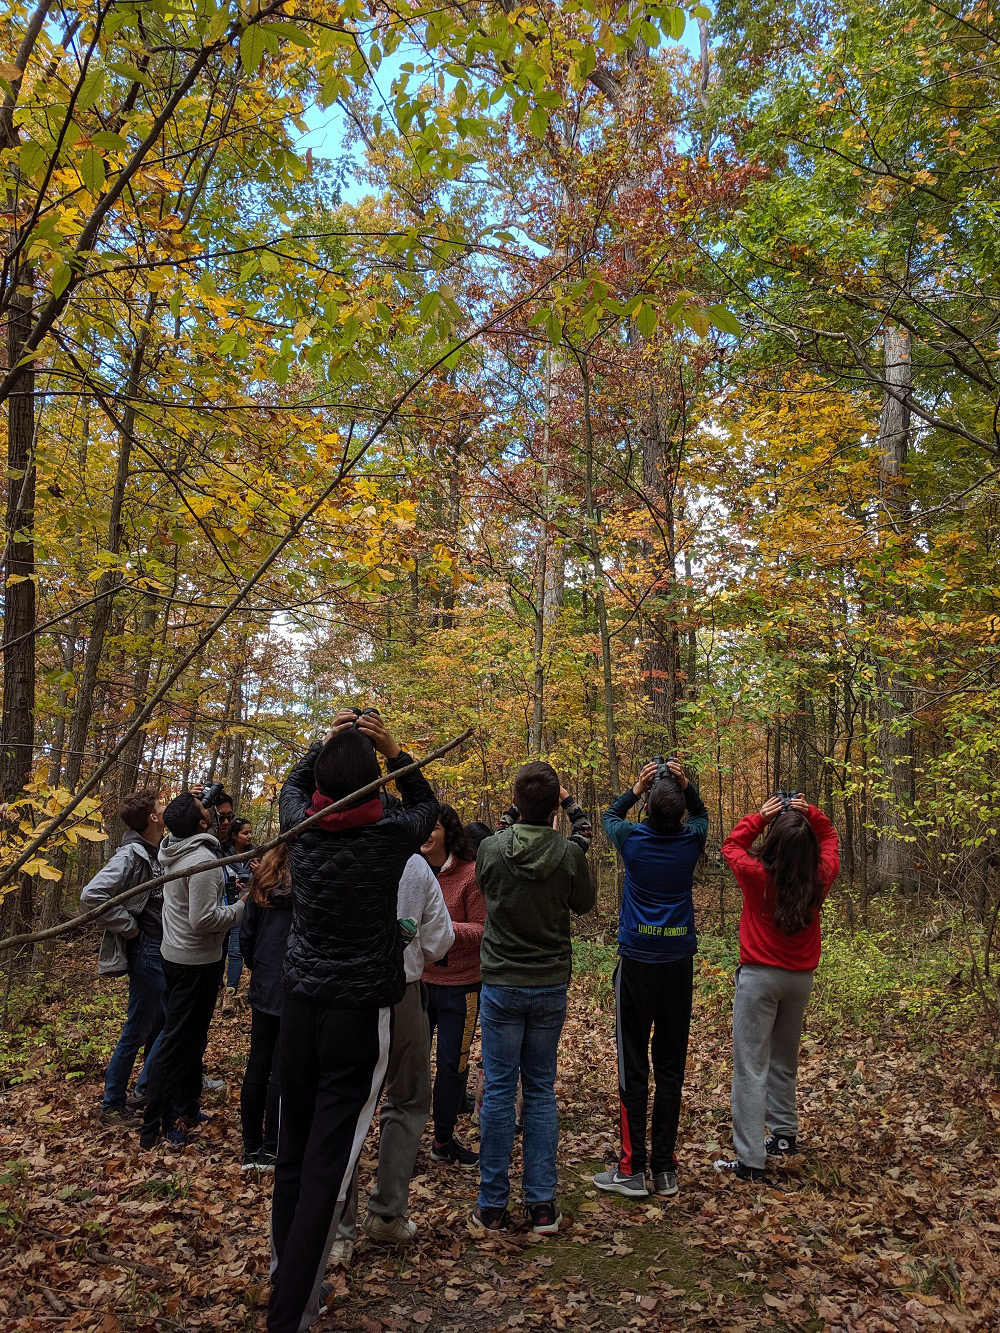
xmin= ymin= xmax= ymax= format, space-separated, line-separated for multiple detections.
xmin=279 ymin=745 xmax=439 ymax=1009
xmin=239 ymin=890 xmax=293 ymax=1017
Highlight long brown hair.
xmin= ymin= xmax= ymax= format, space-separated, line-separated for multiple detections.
xmin=440 ymin=803 xmax=476 ymax=862
xmin=251 ymin=843 xmax=291 ymax=907
xmin=758 ymin=811 xmax=824 ymax=935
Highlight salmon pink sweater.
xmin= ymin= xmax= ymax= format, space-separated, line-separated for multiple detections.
xmin=421 ymin=855 xmax=486 ymax=987
xmin=721 ymin=806 xmax=839 ymax=971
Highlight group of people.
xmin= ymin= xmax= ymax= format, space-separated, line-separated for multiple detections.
xmin=83 ymin=709 xmax=839 ymax=1333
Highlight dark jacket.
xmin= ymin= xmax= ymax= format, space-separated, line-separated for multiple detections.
xmin=477 ymin=821 xmax=595 ymax=988
xmin=279 ymin=745 xmax=439 ymax=1009
xmin=602 ymin=784 xmax=709 ymax=963
xmin=239 ymin=890 xmax=294 ymax=1016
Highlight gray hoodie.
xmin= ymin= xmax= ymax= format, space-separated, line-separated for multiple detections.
xmin=158 ymin=831 xmax=244 ymax=966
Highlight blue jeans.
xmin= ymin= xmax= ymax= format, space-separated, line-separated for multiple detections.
xmin=102 ymin=933 xmax=167 ymax=1108
xmin=477 ymin=983 xmax=567 ymax=1210
xmin=226 ymin=926 xmax=243 ymax=991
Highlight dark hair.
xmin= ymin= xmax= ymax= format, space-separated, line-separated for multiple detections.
xmin=216 ymin=791 xmax=234 ymax=811
xmin=119 ymin=789 xmax=160 ymax=833
xmin=313 ymin=728 xmax=381 ymax=801
xmin=230 ymin=817 xmax=252 ymax=842
xmin=759 ymin=810 xmax=824 ymax=935
xmin=163 ymin=791 xmax=203 ymax=839
xmin=513 ymin=761 xmax=560 ymax=823
xmin=251 ymin=843 xmax=290 ymax=907
xmin=645 ymin=777 xmax=686 ymax=834
xmin=439 ymin=804 xmax=475 ymax=862
xmin=465 ymin=820 xmax=493 ymax=852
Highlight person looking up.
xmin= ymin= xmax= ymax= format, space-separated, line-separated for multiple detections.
xmin=593 ymin=759 xmax=708 ymax=1201
xmin=139 ymin=792 xmax=245 ymax=1149
xmin=81 ymin=789 xmax=166 ymax=1122
xmin=267 ymin=709 xmax=438 ymax=1333
xmin=473 ymin=761 xmax=594 ymax=1236
xmin=221 ymin=817 xmax=254 ymax=1011
xmin=715 ymin=793 xmax=839 ymax=1183
xmin=238 ymin=842 xmax=293 ymax=1171
xmin=214 ymin=791 xmax=235 ymax=851
xmin=420 ymin=805 xmax=486 ymax=1169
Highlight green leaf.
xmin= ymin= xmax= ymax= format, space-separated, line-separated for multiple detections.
xmin=78 ymin=146 xmax=106 ymax=194
xmin=76 ymin=67 xmax=105 ymax=111
xmin=51 ymin=263 xmax=72 ymax=298
xmin=545 ymin=310 xmax=563 ymax=345
xmin=240 ymin=25 xmax=268 ymax=73
xmin=528 ymin=105 xmax=549 ymax=139
xmin=90 ymin=131 xmax=128 ymax=152
xmin=707 ymin=304 xmax=741 ymax=337
xmin=636 ymin=302 xmax=658 ymax=340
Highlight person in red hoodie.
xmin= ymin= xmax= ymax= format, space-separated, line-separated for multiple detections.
xmin=421 ymin=803 xmax=486 ymax=1168
xmin=715 ymin=792 xmax=839 ymax=1182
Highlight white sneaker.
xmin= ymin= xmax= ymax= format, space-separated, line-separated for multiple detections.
xmin=202 ymin=1074 xmax=225 ymax=1093
xmin=328 ymin=1238 xmax=354 ymax=1267
xmin=361 ymin=1212 xmax=418 ymax=1246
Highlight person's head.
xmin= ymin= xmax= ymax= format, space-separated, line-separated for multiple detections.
xmin=645 ymin=774 xmax=686 ymax=835
xmin=759 ymin=809 xmax=823 ymax=934
xmin=513 ymin=760 xmax=560 ymax=824
xmin=163 ymin=791 xmax=211 ymax=840
xmin=465 ymin=820 xmax=493 ymax=852
xmin=231 ymin=817 xmax=253 ymax=852
xmin=119 ymin=789 xmax=165 ymax=843
xmin=421 ymin=803 xmax=475 ymax=866
xmin=214 ymin=792 xmax=234 ymax=841
xmin=313 ymin=726 xmax=381 ymax=802
xmin=251 ymin=843 xmax=291 ymax=907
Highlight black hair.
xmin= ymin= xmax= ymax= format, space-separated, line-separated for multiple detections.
xmin=645 ymin=777 xmax=686 ymax=834
xmin=439 ymin=804 xmax=476 ymax=862
xmin=513 ymin=761 xmax=560 ymax=823
xmin=313 ymin=727 xmax=381 ymax=801
xmin=163 ymin=791 xmax=203 ymax=838
xmin=465 ymin=820 xmax=493 ymax=852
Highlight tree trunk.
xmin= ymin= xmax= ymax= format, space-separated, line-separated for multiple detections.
xmin=874 ymin=323 xmax=915 ymax=893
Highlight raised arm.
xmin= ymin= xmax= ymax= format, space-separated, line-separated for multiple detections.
xmin=805 ymin=805 xmax=841 ymax=888
xmin=684 ymin=782 xmax=709 ymax=846
xmin=279 ymin=743 xmax=320 ymax=833
xmin=568 ymin=844 xmax=596 ymax=916
xmin=560 ymin=789 xmax=592 ymax=853
xmin=602 ymin=789 xmax=641 ymax=854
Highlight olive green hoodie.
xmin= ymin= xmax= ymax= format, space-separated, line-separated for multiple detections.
xmin=476 ymin=822 xmax=595 ymax=988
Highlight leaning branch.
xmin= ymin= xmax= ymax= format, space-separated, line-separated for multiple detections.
xmin=0 ymin=726 xmax=474 ymax=953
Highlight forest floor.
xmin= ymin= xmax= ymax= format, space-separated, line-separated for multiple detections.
xmin=1 ymin=915 xmax=998 ymax=1333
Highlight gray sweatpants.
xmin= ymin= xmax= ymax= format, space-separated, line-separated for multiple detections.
xmin=339 ymin=980 xmax=431 ymax=1237
xmin=731 ymin=963 xmax=814 ymax=1170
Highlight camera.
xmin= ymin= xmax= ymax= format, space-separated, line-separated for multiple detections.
xmin=649 ymin=756 xmax=678 ymax=783
xmin=200 ymin=780 xmax=225 ymax=808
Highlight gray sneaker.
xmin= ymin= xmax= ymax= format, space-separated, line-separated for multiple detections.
xmin=649 ymin=1170 xmax=679 ymax=1196
xmin=362 ymin=1212 xmax=418 ymax=1247
xmin=592 ymin=1168 xmax=649 ymax=1198
xmin=201 ymin=1074 xmax=225 ymax=1093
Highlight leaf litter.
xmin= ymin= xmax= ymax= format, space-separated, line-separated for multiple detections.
xmin=1 ymin=940 xmax=997 ymax=1331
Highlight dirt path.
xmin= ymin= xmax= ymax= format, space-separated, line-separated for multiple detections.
xmin=1 ymin=952 xmax=997 ymax=1331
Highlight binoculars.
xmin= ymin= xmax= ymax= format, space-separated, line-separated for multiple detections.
xmin=200 ymin=781 xmax=225 ymax=808
xmin=775 ymin=790 xmax=801 ymax=810
xmin=349 ymin=707 xmax=381 ymax=724
xmin=649 ymin=755 xmax=678 ymax=783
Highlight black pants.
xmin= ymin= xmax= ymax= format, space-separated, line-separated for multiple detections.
xmin=268 ymin=993 xmax=391 ymax=1333
xmin=614 ymin=955 xmax=693 ymax=1176
xmin=139 ymin=955 xmax=223 ymax=1147
xmin=240 ymin=1007 xmax=281 ymax=1154
xmin=425 ymin=981 xmax=480 ymax=1143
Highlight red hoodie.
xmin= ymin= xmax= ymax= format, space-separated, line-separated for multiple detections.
xmin=422 ymin=855 xmax=485 ymax=987
xmin=721 ymin=806 xmax=840 ymax=971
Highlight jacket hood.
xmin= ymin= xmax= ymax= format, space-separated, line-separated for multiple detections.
xmin=121 ymin=828 xmax=160 ymax=859
xmin=499 ymin=824 xmax=569 ymax=881
xmin=158 ymin=831 xmax=221 ymax=870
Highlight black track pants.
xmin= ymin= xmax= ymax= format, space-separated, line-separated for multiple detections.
xmin=267 ymin=994 xmax=391 ymax=1333
xmin=139 ymin=955 xmax=222 ymax=1146
xmin=614 ymin=954 xmax=693 ymax=1176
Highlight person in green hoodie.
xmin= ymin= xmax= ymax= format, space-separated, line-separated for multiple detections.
xmin=473 ymin=761 xmax=594 ymax=1235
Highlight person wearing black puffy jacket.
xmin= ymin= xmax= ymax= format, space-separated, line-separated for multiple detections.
xmin=267 ymin=709 xmax=439 ymax=1333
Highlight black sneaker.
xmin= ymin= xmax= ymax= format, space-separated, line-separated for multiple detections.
xmin=431 ymin=1136 xmax=479 ymax=1168
xmin=469 ymin=1203 xmax=511 ymax=1231
xmin=257 ymin=1147 xmax=277 ymax=1171
xmin=525 ymin=1201 xmax=562 ymax=1235
xmin=240 ymin=1147 xmax=260 ymax=1171
xmin=101 ymin=1103 xmax=139 ymax=1126
xmin=126 ymin=1091 xmax=146 ymax=1111
xmin=714 ymin=1158 xmax=767 ymax=1183
xmin=764 ymin=1133 xmax=797 ymax=1157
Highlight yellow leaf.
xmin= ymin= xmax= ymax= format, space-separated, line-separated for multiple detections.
xmin=37 ymin=864 xmax=63 ymax=881
xmin=73 ymin=826 xmax=107 ymax=842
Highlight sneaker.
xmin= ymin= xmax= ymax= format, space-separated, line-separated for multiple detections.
xmin=525 ymin=1201 xmax=562 ymax=1234
xmin=329 ymin=1238 xmax=354 ymax=1267
xmin=592 ymin=1168 xmax=649 ymax=1198
xmin=257 ymin=1147 xmax=277 ymax=1171
xmin=362 ymin=1212 xmax=418 ymax=1247
xmin=714 ymin=1158 xmax=767 ymax=1183
xmin=166 ymin=1126 xmax=189 ymax=1149
xmin=240 ymin=1147 xmax=260 ymax=1171
xmin=764 ymin=1133 xmax=797 ymax=1157
xmin=649 ymin=1170 xmax=679 ymax=1197
xmin=100 ymin=1103 xmax=139 ymax=1126
xmin=202 ymin=1074 xmax=225 ymax=1093
xmin=469 ymin=1203 xmax=511 ymax=1231
xmin=431 ymin=1136 xmax=479 ymax=1168
xmin=126 ymin=1091 xmax=146 ymax=1111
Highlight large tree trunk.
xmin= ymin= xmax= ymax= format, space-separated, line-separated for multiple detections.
xmin=874 ymin=323 xmax=915 ymax=893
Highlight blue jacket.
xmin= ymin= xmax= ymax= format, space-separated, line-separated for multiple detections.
xmin=602 ymin=785 xmax=709 ymax=963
